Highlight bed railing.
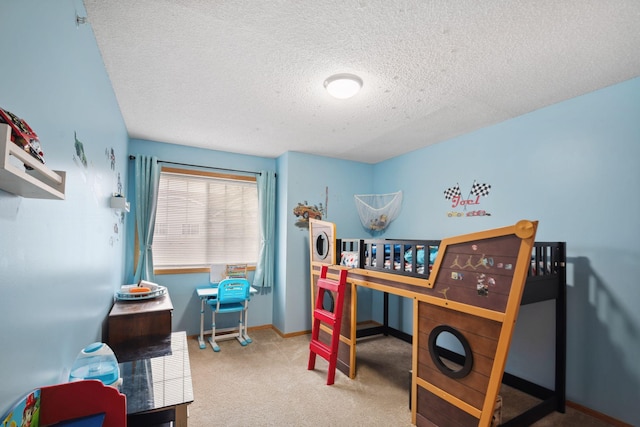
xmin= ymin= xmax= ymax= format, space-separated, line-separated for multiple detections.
xmin=337 ymin=238 xmax=438 ymax=279
xmin=337 ymin=238 xmax=566 ymax=282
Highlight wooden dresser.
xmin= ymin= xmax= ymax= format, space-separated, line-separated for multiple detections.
xmin=107 ymin=293 xmax=173 ymax=360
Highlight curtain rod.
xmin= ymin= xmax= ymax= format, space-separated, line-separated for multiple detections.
xmin=128 ymin=155 xmax=264 ymax=176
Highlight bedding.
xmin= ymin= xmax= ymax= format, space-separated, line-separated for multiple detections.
xmin=338 ymin=239 xmax=441 ymax=278
xmin=337 ymin=237 xmax=562 ymax=284
xmin=340 ymin=251 xmax=359 ymax=268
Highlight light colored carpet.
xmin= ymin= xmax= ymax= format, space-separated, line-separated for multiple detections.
xmin=186 ymin=328 xmax=614 ymax=427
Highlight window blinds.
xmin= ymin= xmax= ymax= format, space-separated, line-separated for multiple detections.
xmin=153 ymin=170 xmax=259 ymax=268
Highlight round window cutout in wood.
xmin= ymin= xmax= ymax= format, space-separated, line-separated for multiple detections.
xmin=428 ymin=325 xmax=474 ymax=379
xmin=322 ymin=290 xmax=335 ymax=312
xmin=315 ymin=231 xmax=329 ymax=260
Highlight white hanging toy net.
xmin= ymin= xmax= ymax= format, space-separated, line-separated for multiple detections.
xmin=354 ymin=191 xmax=403 ymax=231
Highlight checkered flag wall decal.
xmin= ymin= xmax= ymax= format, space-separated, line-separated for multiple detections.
xmin=470 ymin=181 xmax=491 ymax=197
xmin=444 ymin=184 xmax=461 ymax=200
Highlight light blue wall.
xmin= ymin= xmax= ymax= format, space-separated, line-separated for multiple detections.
xmin=372 ymin=78 xmax=640 ymax=425
xmin=0 ymin=0 xmax=129 ymax=415
xmin=128 ymin=138 xmax=276 ymax=334
xmin=1 ymin=1 xmax=638 ymax=424
xmin=273 ymin=152 xmax=374 ymax=334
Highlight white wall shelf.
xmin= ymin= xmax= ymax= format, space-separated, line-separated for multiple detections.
xmin=110 ymin=195 xmax=130 ymax=212
xmin=0 ymin=123 xmax=66 ymax=200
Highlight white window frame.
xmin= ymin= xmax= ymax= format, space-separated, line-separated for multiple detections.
xmin=151 ymin=166 xmax=259 ymax=274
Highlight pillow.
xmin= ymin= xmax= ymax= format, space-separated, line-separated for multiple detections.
xmin=403 ymin=247 xmax=439 ymax=265
xmin=340 ymin=251 xmax=359 ymax=268
xmin=429 ymin=247 xmax=439 ymax=264
xmin=404 ymin=248 xmax=425 ymax=265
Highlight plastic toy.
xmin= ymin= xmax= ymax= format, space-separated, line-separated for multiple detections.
xmin=0 ymin=107 xmax=45 ymax=169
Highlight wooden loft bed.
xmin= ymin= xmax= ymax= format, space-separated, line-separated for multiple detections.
xmin=309 ymin=219 xmax=566 ymax=427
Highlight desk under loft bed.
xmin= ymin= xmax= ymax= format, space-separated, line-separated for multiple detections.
xmin=309 ymin=219 xmax=566 ymax=427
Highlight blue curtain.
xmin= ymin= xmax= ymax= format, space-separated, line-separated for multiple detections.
xmin=133 ymin=155 xmax=160 ymax=283
xmin=253 ymin=170 xmax=276 ymax=289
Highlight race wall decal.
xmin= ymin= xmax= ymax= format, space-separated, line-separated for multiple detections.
xmin=443 ymin=180 xmax=492 ymax=218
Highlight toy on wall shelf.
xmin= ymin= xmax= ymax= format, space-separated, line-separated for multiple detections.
xmin=0 ymin=107 xmax=45 ymax=169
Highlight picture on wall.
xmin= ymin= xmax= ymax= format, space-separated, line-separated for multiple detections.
xmin=443 ymin=180 xmax=492 ymax=218
xmin=293 ymin=188 xmax=328 ymax=229
xmin=73 ymin=131 xmax=88 ymax=169
xmin=293 ymin=200 xmax=325 ymax=228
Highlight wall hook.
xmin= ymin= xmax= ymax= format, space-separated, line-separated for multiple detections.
xmin=76 ymin=14 xmax=88 ymax=27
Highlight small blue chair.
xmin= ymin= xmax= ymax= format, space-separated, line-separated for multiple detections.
xmin=207 ymin=278 xmax=251 ymax=352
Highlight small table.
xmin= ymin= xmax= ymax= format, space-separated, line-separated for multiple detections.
xmin=107 ymin=294 xmax=173 ymax=360
xmin=119 ymin=331 xmax=193 ymax=427
xmin=196 ymin=285 xmax=258 ymax=349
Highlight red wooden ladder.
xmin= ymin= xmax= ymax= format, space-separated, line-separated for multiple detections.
xmin=308 ymin=265 xmax=348 ymax=385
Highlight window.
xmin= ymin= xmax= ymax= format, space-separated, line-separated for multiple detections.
xmin=152 ymin=167 xmax=259 ymax=272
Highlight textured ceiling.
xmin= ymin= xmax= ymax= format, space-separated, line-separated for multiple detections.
xmin=83 ymin=1 xmax=640 ymax=164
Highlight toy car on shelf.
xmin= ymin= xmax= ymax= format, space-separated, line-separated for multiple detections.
xmin=0 ymin=107 xmax=45 ymax=169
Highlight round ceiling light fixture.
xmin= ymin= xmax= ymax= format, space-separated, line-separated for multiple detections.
xmin=324 ymin=73 xmax=363 ymax=99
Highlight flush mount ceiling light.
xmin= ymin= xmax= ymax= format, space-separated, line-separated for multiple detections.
xmin=324 ymin=73 xmax=363 ymax=99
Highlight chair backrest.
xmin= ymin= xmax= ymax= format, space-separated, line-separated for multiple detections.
xmin=38 ymin=380 xmax=126 ymax=427
xmin=225 ymin=263 xmax=248 ymax=279
xmin=217 ymin=278 xmax=250 ymax=305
